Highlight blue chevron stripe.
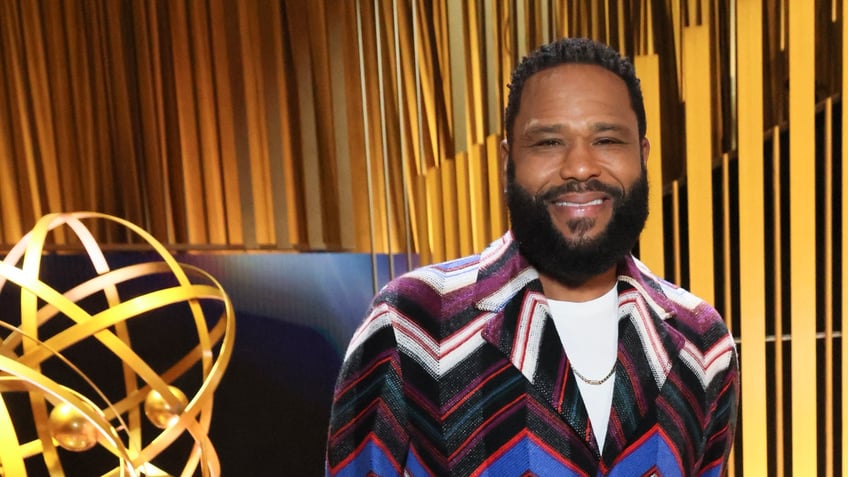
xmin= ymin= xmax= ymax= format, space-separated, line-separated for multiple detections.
xmin=475 ymin=434 xmax=586 ymax=477
xmin=607 ymin=430 xmax=683 ymax=476
xmin=331 ymin=439 xmax=401 ymax=477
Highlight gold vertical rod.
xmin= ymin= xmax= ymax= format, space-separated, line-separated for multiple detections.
xmin=620 ymin=0 xmax=629 ymax=54
xmin=824 ymin=98 xmax=834 ymax=477
xmin=410 ymin=2 xmax=430 ymax=268
xmin=672 ymin=180 xmax=682 ymax=284
xmin=672 ymin=0 xmax=683 ymax=100
xmin=191 ymin=0 xmax=225 ymax=245
xmin=326 ymin=3 xmax=355 ymax=251
xmin=772 ymin=125 xmax=785 ymax=477
xmin=727 ymin=0 xmax=737 ymax=153
xmin=447 ymin=0 xmax=467 ymax=153
xmin=723 ymin=149 xmax=735 ymax=477
xmin=413 ymin=0 xmax=430 ymax=261
xmin=736 ymin=0 xmax=768 ymax=473
xmin=415 ymin=174 xmax=431 ymax=264
xmin=720 ymin=151 xmax=733 ymax=477
xmin=646 ymin=0 xmax=654 ymax=54
xmin=413 ymin=0 xmax=424 ymax=176
xmin=355 ymin=0 xmax=379 ymax=294
xmin=633 ymin=54 xmax=664 ymax=275
xmin=682 ymin=24 xmax=715 ymax=304
xmin=441 ymin=159 xmax=459 ymax=259
xmin=483 ymin=0 xmax=499 ymax=135
xmin=843 ymin=0 xmax=848 ymax=469
xmin=516 ymin=0 xmax=528 ymax=58
xmin=455 ymin=151 xmax=472 ymax=256
xmin=392 ymin=0 xmax=413 ymax=270
xmin=779 ymin=0 xmax=785 ymax=50
xmin=465 ymin=0 xmax=484 ymax=146
xmin=467 ymin=143 xmax=485 ymax=250
xmin=721 ymin=152 xmax=731 ymax=335
xmin=486 ymin=134 xmax=505 ymax=238
xmin=426 ymin=167 xmax=445 ymax=263
xmin=373 ymin=0 xmax=396 ymax=277
xmin=171 ymin=0 xmax=206 ymax=243
xmin=788 ymin=1 xmax=817 ymax=473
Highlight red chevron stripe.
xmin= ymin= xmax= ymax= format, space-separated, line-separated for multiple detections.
xmin=334 ymin=354 xmax=399 ymax=398
xmin=449 ymin=394 xmax=525 ymax=462
xmin=329 ymin=432 xmax=403 ymax=475
xmin=329 ymin=398 xmax=406 ymax=445
xmin=442 ymin=361 xmax=513 ymax=416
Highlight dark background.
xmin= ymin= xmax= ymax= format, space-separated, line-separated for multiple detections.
xmin=0 ymin=252 xmax=413 ymax=476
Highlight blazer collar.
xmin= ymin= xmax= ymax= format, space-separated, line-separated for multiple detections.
xmin=475 ymin=232 xmax=686 ymax=458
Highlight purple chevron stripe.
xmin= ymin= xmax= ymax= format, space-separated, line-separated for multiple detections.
xmin=605 ymin=426 xmax=683 ymax=476
xmin=329 ymin=434 xmax=402 ymax=477
xmin=471 ymin=431 xmax=589 ymax=477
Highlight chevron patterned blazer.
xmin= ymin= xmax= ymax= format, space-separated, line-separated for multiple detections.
xmin=326 ymin=232 xmax=739 ymax=477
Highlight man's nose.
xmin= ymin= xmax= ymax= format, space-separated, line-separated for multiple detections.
xmin=559 ymin=142 xmax=601 ymax=182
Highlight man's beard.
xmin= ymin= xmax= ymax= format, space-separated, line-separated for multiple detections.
xmin=506 ymin=165 xmax=649 ymax=287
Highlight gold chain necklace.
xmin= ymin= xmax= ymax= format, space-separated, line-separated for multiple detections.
xmin=572 ymin=363 xmax=616 ymax=385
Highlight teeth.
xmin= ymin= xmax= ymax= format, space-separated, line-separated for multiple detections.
xmin=555 ymin=199 xmax=603 ymax=207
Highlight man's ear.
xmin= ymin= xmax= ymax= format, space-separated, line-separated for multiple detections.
xmin=640 ymin=137 xmax=650 ymax=166
xmin=500 ymin=139 xmax=510 ymax=191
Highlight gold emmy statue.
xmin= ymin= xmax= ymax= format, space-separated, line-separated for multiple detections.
xmin=0 ymin=212 xmax=235 ymax=476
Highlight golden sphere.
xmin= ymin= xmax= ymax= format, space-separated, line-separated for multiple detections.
xmin=48 ymin=402 xmax=98 ymax=452
xmin=144 ymin=386 xmax=189 ymax=429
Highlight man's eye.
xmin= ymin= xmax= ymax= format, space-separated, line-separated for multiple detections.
xmin=595 ymin=137 xmax=623 ymax=145
xmin=534 ymin=139 xmax=561 ymax=147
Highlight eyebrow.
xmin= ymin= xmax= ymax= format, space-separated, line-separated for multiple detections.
xmin=520 ymin=124 xmax=563 ymax=138
xmin=520 ymin=121 xmax=630 ymax=138
xmin=589 ymin=122 xmax=628 ymax=133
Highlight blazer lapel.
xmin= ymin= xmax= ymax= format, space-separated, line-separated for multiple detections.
xmin=480 ymin=283 xmax=598 ymax=455
xmin=601 ymin=279 xmax=684 ymax=461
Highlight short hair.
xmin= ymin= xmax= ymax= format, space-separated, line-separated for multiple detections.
xmin=503 ymin=37 xmax=647 ymax=145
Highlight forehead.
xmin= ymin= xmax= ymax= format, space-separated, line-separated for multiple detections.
xmin=515 ymin=63 xmax=634 ymax=122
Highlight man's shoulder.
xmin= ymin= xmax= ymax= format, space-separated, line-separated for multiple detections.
xmin=369 ymin=254 xmax=485 ymax=325
xmin=378 ymin=233 xmax=517 ymax=300
xmin=383 ymin=253 xmax=484 ymax=296
xmin=625 ymin=256 xmax=728 ymax=338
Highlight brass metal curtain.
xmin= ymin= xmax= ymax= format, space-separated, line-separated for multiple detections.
xmin=0 ymin=0 xmax=845 ymax=475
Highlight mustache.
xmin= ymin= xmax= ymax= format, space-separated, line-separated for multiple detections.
xmin=537 ymin=179 xmax=624 ymax=203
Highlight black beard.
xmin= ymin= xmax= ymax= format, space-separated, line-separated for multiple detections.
xmin=506 ymin=167 xmax=649 ymax=287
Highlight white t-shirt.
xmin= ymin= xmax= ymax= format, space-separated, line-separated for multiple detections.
xmin=548 ymin=285 xmax=618 ymax=451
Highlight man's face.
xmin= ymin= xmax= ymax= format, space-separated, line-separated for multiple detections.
xmin=503 ymin=63 xmax=650 ymax=286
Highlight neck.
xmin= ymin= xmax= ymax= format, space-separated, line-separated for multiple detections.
xmin=539 ymin=266 xmax=618 ymax=302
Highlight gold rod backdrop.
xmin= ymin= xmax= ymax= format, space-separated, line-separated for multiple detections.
xmin=788 ymin=1 xmax=817 ymax=473
xmin=0 ymin=0 xmax=845 ymax=474
xmin=736 ymin=0 xmax=768 ymax=473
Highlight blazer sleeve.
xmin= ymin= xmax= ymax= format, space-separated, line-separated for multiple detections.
xmin=325 ymin=301 xmax=410 ymax=477
xmin=697 ymin=343 xmax=740 ymax=477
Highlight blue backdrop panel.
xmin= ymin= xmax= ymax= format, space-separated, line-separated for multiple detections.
xmin=179 ymin=253 xmax=414 ymax=475
xmin=5 ymin=252 xmax=415 ymax=476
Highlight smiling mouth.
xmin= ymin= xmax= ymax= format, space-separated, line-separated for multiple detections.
xmin=553 ymin=198 xmax=604 ymax=207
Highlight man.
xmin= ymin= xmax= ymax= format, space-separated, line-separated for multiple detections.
xmin=326 ymin=37 xmax=738 ymax=476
